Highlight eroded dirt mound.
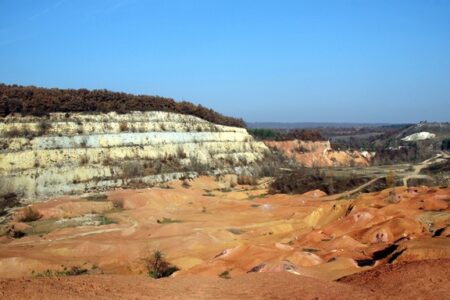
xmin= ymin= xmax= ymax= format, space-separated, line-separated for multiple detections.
xmin=339 ymin=259 xmax=450 ymax=299
xmin=0 ymin=177 xmax=449 ymax=298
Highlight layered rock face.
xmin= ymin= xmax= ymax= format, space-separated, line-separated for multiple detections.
xmin=0 ymin=111 xmax=268 ymax=200
xmin=265 ymin=140 xmax=373 ymax=168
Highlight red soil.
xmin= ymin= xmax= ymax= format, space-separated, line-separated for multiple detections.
xmin=0 ymin=259 xmax=448 ymax=299
xmin=0 ymin=177 xmax=449 ymax=298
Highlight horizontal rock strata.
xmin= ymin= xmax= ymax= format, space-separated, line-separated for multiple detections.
xmin=0 ymin=111 xmax=268 ymax=200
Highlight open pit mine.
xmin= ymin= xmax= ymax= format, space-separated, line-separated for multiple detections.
xmin=0 ymin=86 xmax=449 ymax=300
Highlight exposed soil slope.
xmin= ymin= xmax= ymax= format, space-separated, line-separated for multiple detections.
xmin=339 ymin=259 xmax=450 ymax=299
xmin=0 ymin=273 xmax=370 ymax=300
xmin=0 ymin=260 xmax=448 ymax=299
xmin=1 ymin=177 xmax=449 ymax=280
xmin=265 ymin=140 xmax=373 ymax=167
xmin=0 ymin=177 xmax=449 ymax=299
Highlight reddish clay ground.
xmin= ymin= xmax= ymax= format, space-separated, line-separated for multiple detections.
xmin=0 ymin=177 xmax=449 ymax=298
xmin=0 ymin=259 xmax=448 ymax=299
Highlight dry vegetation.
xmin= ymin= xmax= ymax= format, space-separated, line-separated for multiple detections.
xmin=145 ymin=250 xmax=179 ymax=279
xmin=18 ymin=206 xmax=42 ymax=222
xmin=0 ymin=193 xmax=19 ymax=216
xmin=111 ymin=198 xmax=124 ymax=209
xmin=269 ymin=168 xmax=371 ymax=195
xmin=0 ymin=84 xmax=245 ymax=128
xmin=249 ymin=128 xmax=325 ymax=141
xmin=237 ymin=174 xmax=258 ymax=186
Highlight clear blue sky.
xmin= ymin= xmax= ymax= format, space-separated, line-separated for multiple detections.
xmin=1 ymin=0 xmax=449 ymax=123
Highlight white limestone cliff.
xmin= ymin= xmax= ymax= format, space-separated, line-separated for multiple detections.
xmin=0 ymin=111 xmax=268 ymax=200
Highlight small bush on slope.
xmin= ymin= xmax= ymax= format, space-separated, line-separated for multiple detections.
xmin=0 ymin=193 xmax=19 ymax=216
xmin=145 ymin=250 xmax=179 ymax=279
xmin=32 ymin=265 xmax=91 ymax=277
xmin=18 ymin=206 xmax=42 ymax=222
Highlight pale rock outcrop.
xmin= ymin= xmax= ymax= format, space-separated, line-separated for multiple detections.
xmin=401 ymin=131 xmax=436 ymax=142
xmin=0 ymin=111 xmax=268 ymax=200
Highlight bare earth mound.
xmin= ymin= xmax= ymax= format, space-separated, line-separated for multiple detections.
xmin=339 ymin=259 xmax=450 ymax=299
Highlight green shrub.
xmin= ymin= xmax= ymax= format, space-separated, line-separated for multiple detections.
xmin=32 ymin=266 xmax=89 ymax=277
xmin=145 ymin=250 xmax=179 ymax=279
xmin=156 ymin=217 xmax=181 ymax=224
xmin=248 ymin=128 xmax=281 ymax=140
xmin=97 ymin=214 xmax=116 ymax=225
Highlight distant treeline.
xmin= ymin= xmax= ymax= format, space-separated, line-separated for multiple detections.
xmin=0 ymin=84 xmax=246 ymax=128
xmin=249 ymin=128 xmax=324 ymax=141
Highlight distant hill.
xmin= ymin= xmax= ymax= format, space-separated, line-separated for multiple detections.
xmin=371 ymin=122 xmax=450 ymax=165
xmin=372 ymin=122 xmax=450 ymax=145
xmin=393 ymin=122 xmax=450 ymax=140
xmin=247 ymin=122 xmax=394 ymax=129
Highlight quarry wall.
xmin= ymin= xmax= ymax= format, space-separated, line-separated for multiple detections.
xmin=265 ymin=140 xmax=373 ymax=168
xmin=0 ymin=111 xmax=268 ymax=200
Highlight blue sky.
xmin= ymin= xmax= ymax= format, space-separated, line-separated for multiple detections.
xmin=1 ymin=0 xmax=449 ymax=123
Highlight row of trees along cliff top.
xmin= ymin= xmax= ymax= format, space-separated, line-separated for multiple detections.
xmin=249 ymin=128 xmax=325 ymax=141
xmin=0 ymin=84 xmax=246 ymax=128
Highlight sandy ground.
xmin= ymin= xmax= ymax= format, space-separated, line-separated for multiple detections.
xmin=0 ymin=176 xmax=449 ymax=298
